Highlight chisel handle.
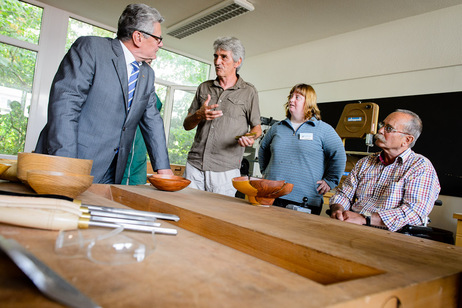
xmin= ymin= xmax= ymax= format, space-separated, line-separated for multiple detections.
xmin=0 ymin=195 xmax=177 ymax=234
xmin=0 ymin=195 xmax=81 ymax=215
xmin=0 ymin=206 xmax=86 ymax=230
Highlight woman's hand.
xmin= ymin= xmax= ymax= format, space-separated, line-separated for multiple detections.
xmin=316 ymin=180 xmax=330 ymax=195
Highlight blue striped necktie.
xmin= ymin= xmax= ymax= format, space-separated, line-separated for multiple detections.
xmin=128 ymin=61 xmax=140 ymax=111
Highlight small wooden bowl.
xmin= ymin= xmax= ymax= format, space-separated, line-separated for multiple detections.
xmin=232 ymin=176 xmax=293 ymax=206
xmin=148 ymin=174 xmax=191 ymax=192
xmin=0 ymin=163 xmax=11 ymax=177
xmin=27 ymin=170 xmax=94 ymax=199
xmin=17 ymin=153 xmax=93 ymax=184
xmin=0 ymin=159 xmax=20 ymax=182
xmin=0 ymin=163 xmax=19 ymax=182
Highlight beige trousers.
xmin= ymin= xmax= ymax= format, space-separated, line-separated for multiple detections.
xmin=184 ymin=162 xmax=240 ymax=197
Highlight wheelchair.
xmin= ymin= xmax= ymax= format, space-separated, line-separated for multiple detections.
xmin=325 ymin=200 xmax=454 ymax=245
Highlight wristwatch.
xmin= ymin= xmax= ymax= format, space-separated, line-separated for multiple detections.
xmin=363 ymin=213 xmax=372 ymax=226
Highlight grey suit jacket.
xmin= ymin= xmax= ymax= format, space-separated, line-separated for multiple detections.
xmin=35 ymin=36 xmax=170 ymax=183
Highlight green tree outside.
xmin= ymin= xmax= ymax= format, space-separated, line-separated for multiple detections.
xmin=66 ymin=18 xmax=115 ymax=51
xmin=154 ymin=50 xmax=210 ymax=165
xmin=0 ymin=101 xmax=29 ymax=154
xmin=167 ymin=90 xmax=196 ymax=165
xmin=0 ymin=0 xmax=42 ymax=45
xmin=0 ymin=0 xmax=41 ymax=154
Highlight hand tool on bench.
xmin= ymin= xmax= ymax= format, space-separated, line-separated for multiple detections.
xmin=0 ymin=195 xmax=177 ymax=235
xmin=0 ymin=189 xmax=180 ymax=221
xmin=0 ymin=234 xmax=101 ymax=308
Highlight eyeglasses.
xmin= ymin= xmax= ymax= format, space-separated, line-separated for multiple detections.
xmin=138 ymin=30 xmax=163 ymax=44
xmin=378 ymin=122 xmax=411 ymax=135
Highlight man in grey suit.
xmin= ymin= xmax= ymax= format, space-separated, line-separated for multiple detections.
xmin=35 ymin=4 xmax=173 ymax=183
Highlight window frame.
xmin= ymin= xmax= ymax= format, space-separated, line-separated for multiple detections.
xmin=156 ymin=82 xmax=197 ymax=143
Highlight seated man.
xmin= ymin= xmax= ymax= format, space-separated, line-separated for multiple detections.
xmin=329 ymin=109 xmax=440 ymax=231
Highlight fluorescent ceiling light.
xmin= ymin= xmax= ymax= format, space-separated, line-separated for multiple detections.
xmin=167 ymin=0 xmax=255 ymax=39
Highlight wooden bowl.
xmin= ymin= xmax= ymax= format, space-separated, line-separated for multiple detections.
xmin=148 ymin=174 xmax=191 ymax=192
xmin=0 ymin=159 xmax=20 ymax=182
xmin=27 ymin=170 xmax=94 ymax=199
xmin=232 ymin=176 xmax=294 ymax=206
xmin=0 ymin=163 xmax=11 ymax=177
xmin=17 ymin=153 xmax=93 ymax=184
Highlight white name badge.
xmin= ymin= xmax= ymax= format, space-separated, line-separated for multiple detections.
xmin=299 ymin=133 xmax=313 ymax=140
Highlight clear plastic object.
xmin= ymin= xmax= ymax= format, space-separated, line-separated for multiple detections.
xmin=55 ymin=226 xmax=156 ymax=265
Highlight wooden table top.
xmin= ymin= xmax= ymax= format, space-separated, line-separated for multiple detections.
xmin=1 ymin=182 xmax=462 ymax=307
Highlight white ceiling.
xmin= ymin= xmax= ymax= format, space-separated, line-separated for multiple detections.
xmin=38 ymin=0 xmax=462 ymax=61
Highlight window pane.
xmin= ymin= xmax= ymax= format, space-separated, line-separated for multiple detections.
xmin=0 ymin=43 xmax=36 ymax=154
xmin=154 ymin=83 xmax=167 ymax=115
xmin=0 ymin=0 xmax=42 ymax=44
xmin=167 ymin=89 xmax=196 ymax=165
xmin=153 ymin=49 xmax=210 ymax=86
xmin=66 ymin=18 xmax=115 ymax=50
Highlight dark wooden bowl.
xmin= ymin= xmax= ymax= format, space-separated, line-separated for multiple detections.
xmin=148 ymin=174 xmax=191 ymax=192
xmin=249 ymin=178 xmax=287 ymax=197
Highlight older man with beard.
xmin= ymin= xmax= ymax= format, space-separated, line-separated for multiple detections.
xmin=329 ymin=109 xmax=440 ymax=232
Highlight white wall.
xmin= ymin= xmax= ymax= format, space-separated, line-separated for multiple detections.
xmin=242 ymin=5 xmax=462 ymax=236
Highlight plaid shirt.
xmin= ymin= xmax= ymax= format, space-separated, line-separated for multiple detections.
xmin=329 ymin=148 xmax=440 ymax=231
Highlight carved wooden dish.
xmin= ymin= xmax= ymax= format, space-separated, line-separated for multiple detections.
xmin=0 ymin=159 xmax=19 ymax=182
xmin=27 ymin=170 xmax=94 ymax=199
xmin=148 ymin=174 xmax=191 ymax=192
xmin=232 ymin=176 xmax=294 ymax=206
xmin=0 ymin=163 xmax=11 ymax=177
xmin=17 ymin=153 xmax=93 ymax=184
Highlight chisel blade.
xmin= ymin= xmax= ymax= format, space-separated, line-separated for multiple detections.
xmin=83 ymin=204 xmax=180 ymax=221
xmin=0 ymin=235 xmax=101 ymax=308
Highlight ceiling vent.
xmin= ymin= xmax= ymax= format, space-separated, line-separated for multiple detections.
xmin=167 ymin=0 xmax=255 ymax=39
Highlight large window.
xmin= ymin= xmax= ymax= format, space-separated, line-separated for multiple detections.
xmin=154 ymin=49 xmax=210 ymax=86
xmin=153 ymin=50 xmax=210 ymax=165
xmin=0 ymin=0 xmax=42 ymax=155
xmin=0 ymin=0 xmax=211 ymax=164
xmin=66 ymin=18 xmax=115 ymax=50
xmin=164 ymin=88 xmax=196 ymax=165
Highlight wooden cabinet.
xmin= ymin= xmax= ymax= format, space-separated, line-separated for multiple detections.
xmin=146 ymin=163 xmax=186 ymax=178
xmin=453 ymin=213 xmax=462 ymax=247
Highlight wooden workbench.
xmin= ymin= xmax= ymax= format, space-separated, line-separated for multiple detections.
xmin=1 ymin=182 xmax=461 ymax=307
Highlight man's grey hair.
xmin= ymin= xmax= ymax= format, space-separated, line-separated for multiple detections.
xmin=213 ymin=37 xmax=245 ymax=71
xmin=395 ymin=109 xmax=422 ymax=148
xmin=117 ymin=4 xmax=164 ymax=41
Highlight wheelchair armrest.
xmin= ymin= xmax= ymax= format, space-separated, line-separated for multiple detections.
xmin=398 ymin=225 xmax=433 ymax=234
